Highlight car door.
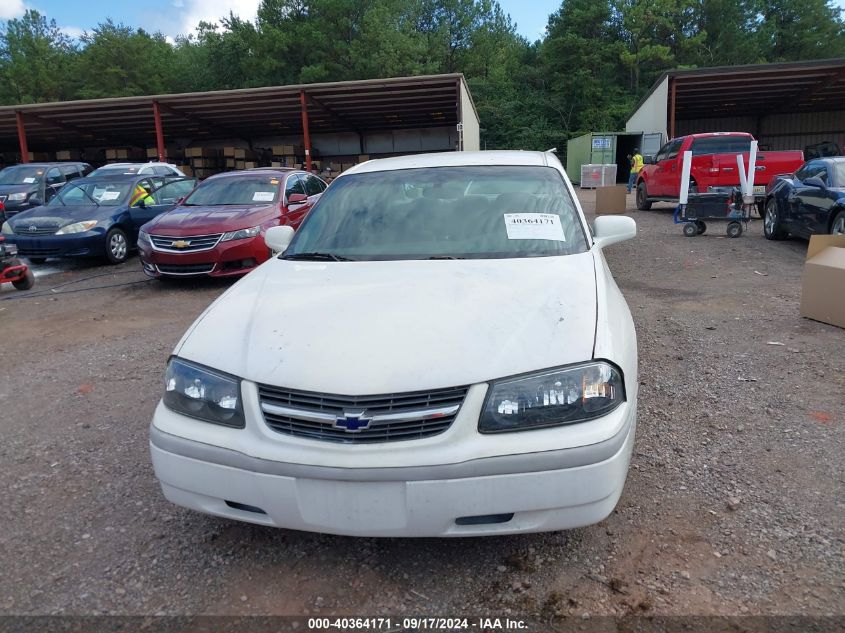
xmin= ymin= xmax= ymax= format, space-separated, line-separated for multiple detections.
xmin=796 ymin=162 xmax=835 ymax=235
xmin=138 ymin=177 xmax=197 ymax=228
xmin=282 ymin=173 xmax=310 ymax=228
xmin=652 ymin=139 xmax=682 ymax=196
xmin=790 ymin=162 xmax=827 ymax=237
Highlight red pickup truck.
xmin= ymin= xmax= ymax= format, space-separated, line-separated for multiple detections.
xmin=635 ymin=132 xmax=804 ymax=212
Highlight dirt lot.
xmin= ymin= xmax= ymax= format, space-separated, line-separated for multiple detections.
xmin=1 ymin=190 xmax=843 ymax=626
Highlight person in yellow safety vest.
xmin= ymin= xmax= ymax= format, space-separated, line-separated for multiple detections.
xmin=130 ymin=182 xmax=155 ymax=207
xmin=627 ymin=148 xmax=643 ymax=194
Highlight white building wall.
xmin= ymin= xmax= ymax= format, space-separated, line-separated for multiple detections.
xmin=459 ymin=79 xmax=481 ymax=151
xmin=626 ymin=77 xmax=668 ymax=139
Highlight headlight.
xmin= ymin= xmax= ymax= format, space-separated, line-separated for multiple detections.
xmin=1 ymin=222 xmax=12 ymax=235
xmin=163 ymin=357 xmax=244 ymax=428
xmin=7 ymin=192 xmax=27 ymax=201
xmin=479 ymin=361 xmax=624 ymax=433
xmin=138 ymin=229 xmax=151 ymax=246
xmin=56 ymin=220 xmax=98 ymax=235
xmin=221 ymin=226 xmax=261 ymax=242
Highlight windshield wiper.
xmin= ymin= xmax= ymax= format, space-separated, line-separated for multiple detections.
xmin=282 ymin=252 xmax=356 ymax=262
xmin=426 ymin=255 xmax=466 ymax=260
xmin=67 ymin=185 xmax=99 ymax=207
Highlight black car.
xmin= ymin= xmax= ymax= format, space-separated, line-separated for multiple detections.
xmin=0 ymin=162 xmax=92 ymax=222
xmin=764 ymin=157 xmax=845 ymax=240
xmin=2 ymin=174 xmax=195 ymax=264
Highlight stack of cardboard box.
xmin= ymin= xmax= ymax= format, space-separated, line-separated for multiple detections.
xmin=185 ymin=147 xmax=220 ymax=178
xmin=105 ymin=148 xmax=144 ymax=162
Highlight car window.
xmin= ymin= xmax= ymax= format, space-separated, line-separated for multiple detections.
xmin=285 ymin=174 xmax=306 ymax=198
xmin=152 ymin=165 xmax=172 ymax=176
xmin=690 ymin=136 xmax=752 ymax=156
xmin=0 ymin=165 xmax=46 ymax=185
xmin=287 ymin=166 xmax=589 ymax=261
xmin=150 ymin=179 xmax=197 ymax=205
xmin=183 ymin=175 xmax=281 ymax=206
xmin=797 ymin=162 xmax=826 ymax=182
xmin=665 ymin=139 xmax=683 ymax=160
xmin=45 ymin=168 xmax=64 ymax=186
xmin=304 ymin=175 xmax=324 ymax=196
xmin=59 ymin=165 xmax=80 ymax=179
xmin=832 ymin=162 xmax=845 ymax=188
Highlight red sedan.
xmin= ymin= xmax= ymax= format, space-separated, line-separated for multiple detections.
xmin=138 ymin=168 xmax=326 ymax=278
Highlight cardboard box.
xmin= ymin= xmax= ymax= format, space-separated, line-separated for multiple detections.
xmin=223 ymin=147 xmax=236 ymax=157
xmin=595 ymin=185 xmax=628 ymax=215
xmin=271 ymin=161 xmax=283 ymax=168
xmin=181 ymin=165 xmax=193 ymax=177
xmin=185 ymin=147 xmax=218 ymax=158
xmin=234 ymin=148 xmax=255 ymax=160
xmin=800 ymin=235 xmax=845 ymax=329
xmin=358 ymin=154 xmax=370 ymax=162
xmin=272 ymin=144 xmax=296 ymax=156
xmin=244 ymin=161 xmax=257 ymax=169
xmin=225 ymin=158 xmax=236 ymax=168
xmin=56 ymin=150 xmax=81 ymax=161
xmin=235 ymin=160 xmax=245 ymax=170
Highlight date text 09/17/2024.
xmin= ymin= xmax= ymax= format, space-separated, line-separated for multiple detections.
xmin=307 ymin=617 xmax=529 ymax=630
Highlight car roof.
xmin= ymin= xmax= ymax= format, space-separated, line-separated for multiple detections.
xmin=3 ymin=162 xmax=89 ymax=168
xmin=94 ymin=162 xmax=178 ymax=168
xmin=205 ymin=168 xmax=297 ymax=180
xmin=72 ymin=174 xmax=149 ymax=184
xmin=342 ymin=151 xmax=554 ymax=177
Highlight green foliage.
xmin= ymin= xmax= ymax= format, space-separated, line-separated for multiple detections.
xmin=0 ymin=0 xmax=843 ymax=149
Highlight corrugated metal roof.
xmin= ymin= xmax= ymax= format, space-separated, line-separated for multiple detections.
xmin=0 ymin=74 xmax=472 ymax=151
xmin=630 ymin=58 xmax=845 ymax=121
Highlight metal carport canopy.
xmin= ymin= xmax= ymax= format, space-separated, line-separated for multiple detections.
xmin=0 ymin=74 xmax=469 ymax=155
xmin=632 ymin=58 xmax=845 ymax=139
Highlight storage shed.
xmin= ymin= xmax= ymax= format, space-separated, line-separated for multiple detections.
xmin=625 ymin=58 xmax=845 ymax=157
xmin=566 ymin=131 xmax=663 ymax=184
xmin=0 ymin=74 xmax=480 ymax=174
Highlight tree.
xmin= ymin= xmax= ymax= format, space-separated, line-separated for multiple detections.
xmin=754 ymin=0 xmax=845 ymax=61
xmin=0 ymin=9 xmax=77 ymax=104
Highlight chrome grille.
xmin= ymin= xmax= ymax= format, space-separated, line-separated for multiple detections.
xmin=150 ymin=233 xmax=222 ymax=252
xmin=13 ymin=225 xmax=58 ymax=236
xmin=156 ymin=263 xmax=216 ymax=275
xmin=258 ymin=384 xmax=469 ymax=443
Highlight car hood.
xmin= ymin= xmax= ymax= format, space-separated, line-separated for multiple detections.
xmin=176 ymin=253 xmax=599 ymax=394
xmin=0 ymin=184 xmax=37 ymax=195
xmin=9 ymin=204 xmax=108 ymax=228
xmin=147 ymin=204 xmax=275 ymax=234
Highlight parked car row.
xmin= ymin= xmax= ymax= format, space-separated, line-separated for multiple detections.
xmin=0 ymin=164 xmax=326 ymax=276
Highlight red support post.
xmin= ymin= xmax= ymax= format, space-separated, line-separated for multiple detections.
xmin=153 ymin=100 xmax=166 ymax=162
xmin=300 ymin=90 xmax=312 ymax=172
xmin=16 ymin=111 xmax=29 ymax=163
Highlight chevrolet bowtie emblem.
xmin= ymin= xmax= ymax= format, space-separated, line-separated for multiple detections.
xmin=171 ymin=240 xmax=191 ymax=248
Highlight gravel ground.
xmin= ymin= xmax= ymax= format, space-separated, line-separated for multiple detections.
xmin=0 ymin=190 xmax=843 ymax=625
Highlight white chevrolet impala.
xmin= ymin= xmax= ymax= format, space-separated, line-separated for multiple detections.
xmin=150 ymin=150 xmax=638 ymax=537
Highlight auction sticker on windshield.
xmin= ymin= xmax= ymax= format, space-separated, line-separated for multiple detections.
xmin=99 ymin=191 xmax=121 ymax=201
xmin=253 ymin=191 xmax=275 ymax=202
xmin=504 ymin=213 xmax=565 ymax=241
xmin=23 ymin=177 xmax=36 ymax=183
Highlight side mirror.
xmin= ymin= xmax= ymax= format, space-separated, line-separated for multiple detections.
xmin=288 ymin=193 xmax=308 ymax=205
xmin=804 ymin=176 xmax=826 ymax=190
xmin=643 ymin=155 xmax=655 ymax=165
xmin=265 ymin=225 xmax=295 ymax=252
xmin=593 ymin=215 xmax=636 ymax=249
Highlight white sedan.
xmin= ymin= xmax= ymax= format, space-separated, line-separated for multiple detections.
xmin=150 ymin=150 xmax=638 ymax=537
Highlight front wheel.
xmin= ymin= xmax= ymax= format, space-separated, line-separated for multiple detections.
xmin=763 ymin=198 xmax=787 ymax=240
xmin=636 ymin=181 xmax=652 ymax=210
xmin=727 ymin=221 xmax=743 ymax=238
xmin=105 ymin=227 xmax=129 ymax=264
xmin=683 ymin=223 xmax=698 ymax=237
xmin=8 ymin=259 xmax=35 ymax=291
xmin=830 ymin=209 xmax=845 ymax=235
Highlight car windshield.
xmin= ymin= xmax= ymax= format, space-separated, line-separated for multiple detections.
xmin=52 ymin=181 xmax=132 ymax=206
xmin=833 ymin=162 xmax=845 ymax=188
xmin=286 ymin=166 xmax=589 ymax=260
xmin=183 ymin=176 xmax=280 ymax=206
xmin=0 ymin=165 xmax=45 ymax=185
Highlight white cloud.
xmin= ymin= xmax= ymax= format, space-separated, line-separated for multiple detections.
xmin=0 ymin=0 xmax=27 ymax=20
xmin=62 ymin=26 xmax=86 ymax=40
xmin=177 ymin=0 xmax=260 ymax=35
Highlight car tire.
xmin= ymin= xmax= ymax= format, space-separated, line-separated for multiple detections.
xmin=8 ymin=259 xmax=35 ymax=291
xmin=105 ymin=227 xmax=129 ymax=264
xmin=28 ymin=257 xmax=47 ymax=265
xmin=636 ymin=181 xmax=652 ymax=210
xmin=696 ymin=220 xmax=707 ymax=235
xmin=763 ymin=198 xmax=787 ymax=240
xmin=830 ymin=209 xmax=845 ymax=235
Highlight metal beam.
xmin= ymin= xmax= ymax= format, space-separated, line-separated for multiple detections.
xmin=300 ymin=90 xmax=312 ymax=172
xmin=155 ymin=101 xmax=249 ymax=143
xmin=307 ymin=94 xmax=363 ymax=134
xmin=16 ymin=111 xmax=28 ymax=163
xmin=153 ymin=101 xmax=166 ymax=162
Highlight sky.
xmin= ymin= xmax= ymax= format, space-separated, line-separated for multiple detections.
xmin=1 ymin=0 xmax=844 ymax=42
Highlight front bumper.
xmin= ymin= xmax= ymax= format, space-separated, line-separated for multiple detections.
xmin=11 ymin=230 xmax=105 ymax=259
xmin=139 ymin=236 xmax=268 ymax=278
xmin=150 ymin=387 xmax=636 ymax=537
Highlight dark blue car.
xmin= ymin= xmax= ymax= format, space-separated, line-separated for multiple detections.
xmin=1 ymin=174 xmax=196 ymax=264
xmin=764 ymin=157 xmax=845 ymax=240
